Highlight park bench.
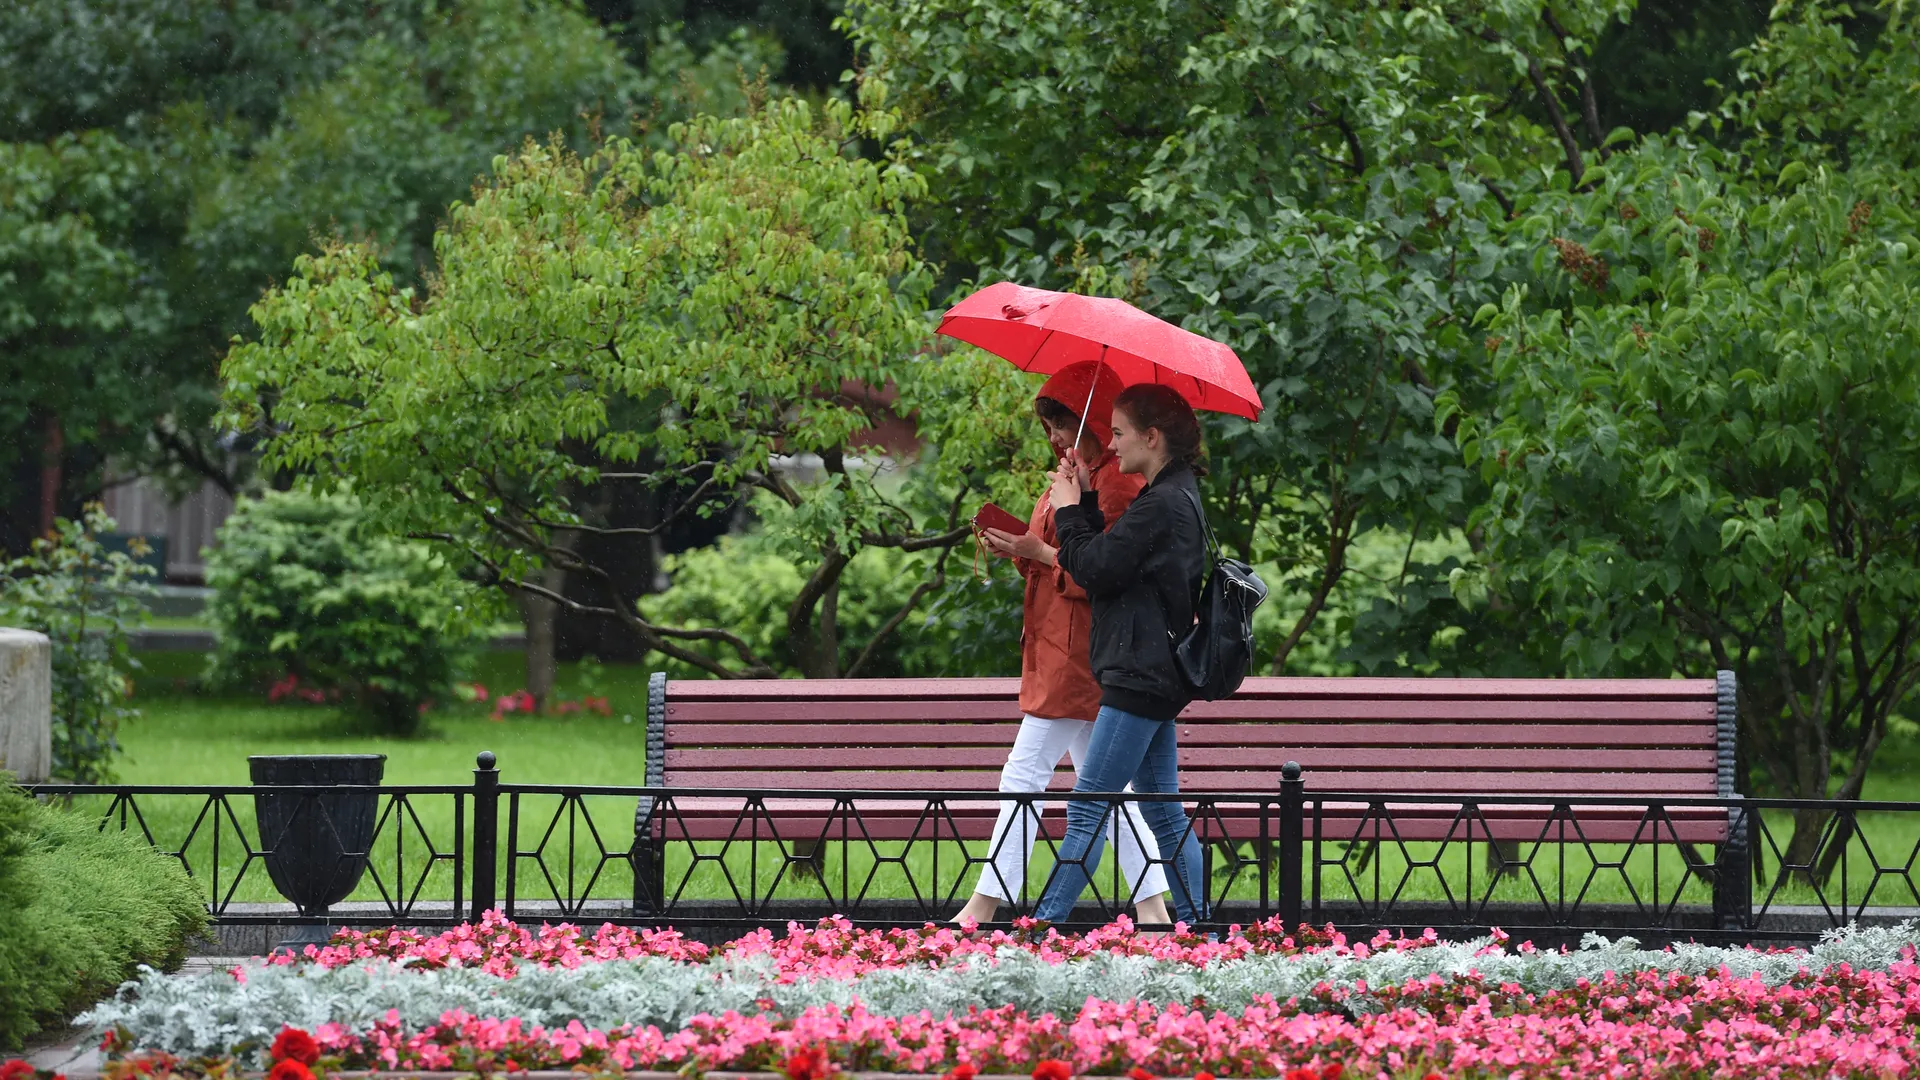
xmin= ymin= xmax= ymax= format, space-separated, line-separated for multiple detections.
xmin=634 ymin=671 xmax=1740 ymax=915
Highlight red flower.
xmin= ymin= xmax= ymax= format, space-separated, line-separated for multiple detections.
xmin=783 ymin=1045 xmax=834 ymax=1080
xmin=271 ymin=1028 xmax=320 ymax=1066
xmin=944 ymin=1065 xmax=978 ymax=1080
xmin=1321 ymin=1065 xmax=1345 ymax=1080
xmin=1033 ymin=1060 xmax=1072 ymax=1080
xmin=1 ymin=1060 xmax=37 ymax=1080
xmin=1195 ymin=1074 xmax=1216 ymax=1080
xmin=1422 ymin=1074 xmax=1446 ymax=1080
xmin=266 ymin=1061 xmax=312 ymax=1080
xmin=1129 ymin=1069 xmax=1156 ymax=1080
xmin=1284 ymin=1070 xmax=1317 ymax=1080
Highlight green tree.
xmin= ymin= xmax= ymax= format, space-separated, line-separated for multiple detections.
xmin=0 ymin=0 xmax=769 ymax=546
xmin=223 ymin=97 xmax=1028 ymax=679
xmin=845 ymin=0 xmax=1661 ymax=671
xmin=1461 ymin=137 xmax=1920 ymax=874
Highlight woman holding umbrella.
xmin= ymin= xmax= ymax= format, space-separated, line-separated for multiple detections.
xmin=1028 ymin=383 xmax=1212 ymax=926
xmin=951 ymin=360 xmax=1172 ymax=929
xmin=937 ymin=282 xmax=1259 ymax=929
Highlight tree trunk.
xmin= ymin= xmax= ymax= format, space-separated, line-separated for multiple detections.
xmin=520 ymin=557 xmax=569 ymax=708
xmin=1774 ymin=804 xmax=1829 ymax=890
xmin=1269 ymin=523 xmax=1350 ymax=674
xmin=793 ymin=577 xmax=842 ymax=678
xmin=38 ymin=415 xmax=63 ymax=538
xmin=788 ymin=546 xmax=850 ymax=679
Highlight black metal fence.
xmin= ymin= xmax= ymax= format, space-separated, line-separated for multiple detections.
xmin=25 ymin=752 xmax=1920 ymax=943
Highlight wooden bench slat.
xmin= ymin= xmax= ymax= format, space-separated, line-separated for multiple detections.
xmin=666 ymin=676 xmax=1718 ymax=701
xmin=666 ymin=699 xmax=1717 ymax=723
xmin=659 ymin=768 xmax=1717 ymax=795
xmin=666 ymin=722 xmax=1718 ymax=749
xmin=664 ymin=747 xmax=1718 ymax=772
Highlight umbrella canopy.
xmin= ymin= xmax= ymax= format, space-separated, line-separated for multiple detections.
xmin=935 ymin=281 xmax=1261 ymax=421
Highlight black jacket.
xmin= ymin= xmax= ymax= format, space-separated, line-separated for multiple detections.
xmin=1053 ymin=461 xmax=1207 ymax=721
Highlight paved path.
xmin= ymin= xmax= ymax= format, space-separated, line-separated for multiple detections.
xmin=10 ymin=958 xmax=248 ymax=1078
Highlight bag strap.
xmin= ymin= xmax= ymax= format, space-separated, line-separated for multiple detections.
xmin=1180 ymin=487 xmax=1221 ymax=565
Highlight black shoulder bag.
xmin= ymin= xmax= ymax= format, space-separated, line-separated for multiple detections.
xmin=1174 ymin=488 xmax=1269 ymax=700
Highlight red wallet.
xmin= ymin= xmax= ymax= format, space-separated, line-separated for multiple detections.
xmin=972 ymin=501 xmax=1029 ymax=536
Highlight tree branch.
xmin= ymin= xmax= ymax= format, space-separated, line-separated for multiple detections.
xmin=1471 ymin=169 xmax=1516 ymax=219
xmin=1524 ymin=51 xmax=1586 ymax=186
xmin=845 ymin=559 xmax=948 ymax=679
xmin=1304 ymin=100 xmax=1366 ymax=175
xmin=863 ymin=524 xmax=974 ymax=553
xmin=151 ymin=423 xmax=239 ymax=497
xmin=442 ymin=539 xmax=773 ymax=678
xmin=1542 ymin=8 xmax=1611 ymax=158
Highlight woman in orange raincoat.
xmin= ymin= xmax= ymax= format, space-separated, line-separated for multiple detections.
xmin=951 ymin=361 xmax=1171 ymax=927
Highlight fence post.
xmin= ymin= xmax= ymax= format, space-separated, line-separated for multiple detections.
xmin=471 ymin=751 xmax=499 ymax=922
xmin=1713 ymin=795 xmax=1753 ymax=931
xmin=1279 ymin=761 xmax=1303 ymax=930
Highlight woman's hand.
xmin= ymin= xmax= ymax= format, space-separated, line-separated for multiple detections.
xmin=984 ymin=528 xmax=1056 ymax=566
xmin=1047 ymin=456 xmax=1082 ymax=510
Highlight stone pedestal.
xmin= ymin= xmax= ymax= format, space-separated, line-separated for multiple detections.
xmin=0 ymin=627 xmax=53 ymax=783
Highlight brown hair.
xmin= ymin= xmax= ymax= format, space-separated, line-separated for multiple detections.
xmin=1032 ymin=395 xmax=1078 ymax=428
xmin=1114 ymin=384 xmax=1207 ymax=476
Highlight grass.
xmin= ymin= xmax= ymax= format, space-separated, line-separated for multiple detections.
xmin=62 ymin=653 xmax=1920 ymax=922
xmin=121 ymin=652 xmax=651 ymax=786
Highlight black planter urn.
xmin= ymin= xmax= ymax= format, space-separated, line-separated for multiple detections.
xmin=249 ymin=754 xmax=386 ymax=919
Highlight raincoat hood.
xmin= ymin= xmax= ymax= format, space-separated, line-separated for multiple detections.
xmin=1036 ymin=361 xmax=1125 ymax=448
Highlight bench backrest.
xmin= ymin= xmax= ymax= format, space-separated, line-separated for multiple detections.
xmin=645 ymin=673 xmax=1736 ymax=800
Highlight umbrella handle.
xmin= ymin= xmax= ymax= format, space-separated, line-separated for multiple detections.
xmin=1071 ymin=347 xmax=1106 ymax=462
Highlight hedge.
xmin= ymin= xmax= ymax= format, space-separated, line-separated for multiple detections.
xmin=0 ymin=779 xmax=207 ymax=1049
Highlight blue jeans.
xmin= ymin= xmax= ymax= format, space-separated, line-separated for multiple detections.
xmin=1031 ymin=705 xmax=1208 ymax=925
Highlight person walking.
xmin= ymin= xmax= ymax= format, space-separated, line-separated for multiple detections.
xmin=952 ymin=361 xmax=1173 ymax=928
xmin=1029 ymin=383 xmax=1212 ymax=927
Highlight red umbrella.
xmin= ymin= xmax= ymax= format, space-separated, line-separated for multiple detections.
xmin=935 ymin=281 xmax=1261 ymax=423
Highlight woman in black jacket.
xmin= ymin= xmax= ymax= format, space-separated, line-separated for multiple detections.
xmin=1030 ymin=383 xmax=1210 ymax=927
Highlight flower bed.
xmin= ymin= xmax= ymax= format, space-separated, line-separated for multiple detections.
xmin=83 ymin=918 xmax=1920 ymax=1080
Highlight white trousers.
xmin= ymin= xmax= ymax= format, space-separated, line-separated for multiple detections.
xmin=972 ymin=713 xmax=1169 ymax=903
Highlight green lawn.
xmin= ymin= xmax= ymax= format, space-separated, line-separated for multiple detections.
xmin=121 ymin=652 xmax=651 ymax=786
xmin=64 ymin=654 xmax=1920 ymax=921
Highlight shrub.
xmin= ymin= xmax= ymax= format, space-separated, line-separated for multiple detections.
xmin=204 ymin=490 xmax=486 ymax=734
xmin=0 ymin=779 xmax=207 ymax=1049
xmin=641 ymin=530 xmax=1021 ymax=679
xmin=0 ymin=504 xmax=155 ymax=783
